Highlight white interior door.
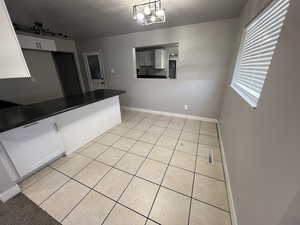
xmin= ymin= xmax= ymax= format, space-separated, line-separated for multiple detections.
xmin=83 ymin=52 xmax=105 ymax=91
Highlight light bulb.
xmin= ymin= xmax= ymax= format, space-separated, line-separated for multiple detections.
xmin=136 ymin=13 xmax=145 ymax=21
xmin=150 ymin=15 xmax=156 ymax=22
xmin=144 ymin=7 xmax=151 ymax=15
xmin=156 ymin=9 xmax=165 ymax=17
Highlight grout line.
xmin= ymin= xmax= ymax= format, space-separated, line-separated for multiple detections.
xmin=187 ymin=121 xmax=201 ymax=225
xmin=100 ymin=116 xmax=167 ymax=225
xmin=25 ymin=112 xmax=228 ymax=224
xmin=143 ymin=118 xmax=187 ymax=225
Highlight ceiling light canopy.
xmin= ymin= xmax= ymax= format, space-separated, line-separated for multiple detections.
xmin=133 ymin=0 xmax=166 ymax=26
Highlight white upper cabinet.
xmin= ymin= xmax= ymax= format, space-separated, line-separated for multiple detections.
xmin=0 ymin=0 xmax=30 ymax=79
xmin=18 ymin=35 xmax=57 ymax=52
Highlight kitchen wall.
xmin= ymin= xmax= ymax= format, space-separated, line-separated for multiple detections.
xmin=219 ymin=1 xmax=300 ymax=225
xmin=0 ymin=49 xmax=64 ymax=104
xmin=77 ymin=19 xmax=239 ymax=119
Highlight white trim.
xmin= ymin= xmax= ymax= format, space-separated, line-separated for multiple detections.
xmin=82 ymin=51 xmax=105 ymax=91
xmin=217 ymin=124 xmax=238 ymax=225
xmin=0 ymin=184 xmax=20 ymax=202
xmin=122 ymin=106 xmax=218 ymax=123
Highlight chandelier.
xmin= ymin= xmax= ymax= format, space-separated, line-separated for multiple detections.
xmin=133 ymin=0 xmax=166 ymax=25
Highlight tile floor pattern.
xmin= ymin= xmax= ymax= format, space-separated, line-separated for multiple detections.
xmin=20 ymin=109 xmax=231 ymax=225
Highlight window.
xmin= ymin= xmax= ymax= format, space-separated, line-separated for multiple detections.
xmin=231 ymin=0 xmax=290 ymax=107
xmin=134 ymin=43 xmax=178 ymax=79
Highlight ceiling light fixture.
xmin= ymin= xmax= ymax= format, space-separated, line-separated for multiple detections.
xmin=133 ymin=0 xmax=166 ymax=26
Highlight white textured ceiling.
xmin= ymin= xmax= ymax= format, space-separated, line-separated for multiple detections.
xmin=5 ymin=0 xmax=247 ymax=40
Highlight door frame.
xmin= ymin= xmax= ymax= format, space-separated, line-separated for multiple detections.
xmin=83 ymin=51 xmax=105 ymax=91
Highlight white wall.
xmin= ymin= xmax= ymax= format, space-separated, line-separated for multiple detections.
xmin=219 ymin=1 xmax=300 ymax=225
xmin=77 ymin=19 xmax=239 ymax=119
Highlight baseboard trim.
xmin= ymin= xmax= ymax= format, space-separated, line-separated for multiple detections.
xmin=0 ymin=184 xmax=21 ymax=203
xmin=217 ymin=124 xmax=238 ymax=225
xmin=122 ymin=106 xmax=218 ymax=123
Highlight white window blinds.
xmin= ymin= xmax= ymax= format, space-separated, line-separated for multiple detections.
xmin=231 ymin=0 xmax=290 ymax=107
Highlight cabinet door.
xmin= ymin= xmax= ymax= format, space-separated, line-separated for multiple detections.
xmin=18 ymin=35 xmax=57 ymax=52
xmin=39 ymin=38 xmax=57 ymax=51
xmin=0 ymin=0 xmax=30 ymax=79
xmin=17 ymin=35 xmax=40 ymax=49
xmin=143 ymin=50 xmax=154 ymax=66
xmin=0 ymin=117 xmax=64 ymax=177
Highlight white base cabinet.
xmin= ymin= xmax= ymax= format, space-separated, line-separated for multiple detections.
xmin=0 ymin=117 xmax=64 ymax=178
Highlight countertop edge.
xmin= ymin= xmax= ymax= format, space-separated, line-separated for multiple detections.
xmin=0 ymin=89 xmax=125 ymax=133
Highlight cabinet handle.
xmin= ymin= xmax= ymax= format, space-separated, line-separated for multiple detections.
xmin=53 ymin=123 xmax=59 ymax=132
xmin=23 ymin=122 xmax=39 ymax=128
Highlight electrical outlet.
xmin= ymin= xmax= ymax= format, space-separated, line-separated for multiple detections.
xmin=184 ymin=105 xmax=188 ymax=110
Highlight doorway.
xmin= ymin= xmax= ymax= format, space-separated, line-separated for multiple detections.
xmin=83 ymin=52 xmax=105 ymax=91
xmin=52 ymin=52 xmax=83 ymax=97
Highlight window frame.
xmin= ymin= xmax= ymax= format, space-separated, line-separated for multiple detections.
xmin=230 ymin=0 xmax=290 ymax=108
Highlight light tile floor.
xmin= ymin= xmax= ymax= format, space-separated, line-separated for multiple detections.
xmin=20 ymin=109 xmax=232 ymax=225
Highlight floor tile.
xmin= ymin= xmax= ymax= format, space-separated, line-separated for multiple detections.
xmin=153 ymin=120 xmax=169 ymax=128
xmin=119 ymin=177 xmax=159 ymax=216
xmin=163 ymin=128 xmax=181 ymax=138
xmin=201 ymin=121 xmax=217 ymax=130
xmin=198 ymin=144 xmax=222 ymax=161
xmin=79 ymin=143 xmax=109 ymax=159
xmin=96 ymin=133 xmax=121 ymax=146
xmin=103 ymin=204 xmax=146 ymax=225
xmin=196 ymin=157 xmax=224 ymax=181
xmin=115 ymin=153 xmax=145 ymax=174
xmin=148 ymin=146 xmax=174 ymax=164
xmin=149 ymin=187 xmax=190 ymax=225
xmin=137 ymin=159 xmax=167 ymax=184
xmin=75 ymin=140 xmax=95 ymax=153
xmin=180 ymin=131 xmax=199 ymax=142
xmin=50 ymin=154 xmax=76 ymax=169
xmin=109 ymin=126 xmax=130 ymax=136
xmin=134 ymin=122 xmax=152 ymax=131
xmin=23 ymin=170 xmax=69 ymax=205
xmin=20 ymin=167 xmax=53 ymax=190
xmin=63 ymin=191 xmax=114 ymax=225
xmin=168 ymin=122 xmax=184 ymax=130
xmin=112 ymin=137 xmax=136 ymax=151
xmin=189 ymin=199 xmax=231 ymax=225
xmin=176 ymin=140 xmax=198 ymax=155
xmin=41 ymin=180 xmax=89 ymax=221
xmin=199 ymin=135 xmax=219 ymax=146
xmin=200 ymin=126 xmax=218 ymax=137
xmin=94 ymin=168 xmax=132 ymax=200
xmin=120 ymin=121 xmax=138 ymax=129
xmin=183 ymin=126 xmax=199 ymax=134
xmin=96 ymin=147 xmax=126 ymax=166
xmin=124 ymin=129 xmax=144 ymax=140
xmin=145 ymin=220 xmax=159 ymax=225
xmin=193 ymin=174 xmax=229 ymax=210
xmin=56 ymin=154 xmax=92 ymax=177
xmin=157 ymin=135 xmax=178 ymax=149
xmin=162 ymin=166 xmax=193 ymax=196
xmin=74 ymin=161 xmax=111 ymax=188
xmin=148 ymin=125 xmax=165 ymax=135
xmin=129 ymin=141 xmax=154 ymax=157
xmin=139 ymin=132 xmax=160 ymax=144
xmin=170 ymin=151 xmax=196 ymax=172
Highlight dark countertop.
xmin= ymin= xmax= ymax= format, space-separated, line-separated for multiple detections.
xmin=0 ymin=89 xmax=125 ymax=133
xmin=0 ymin=100 xmax=20 ymax=110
